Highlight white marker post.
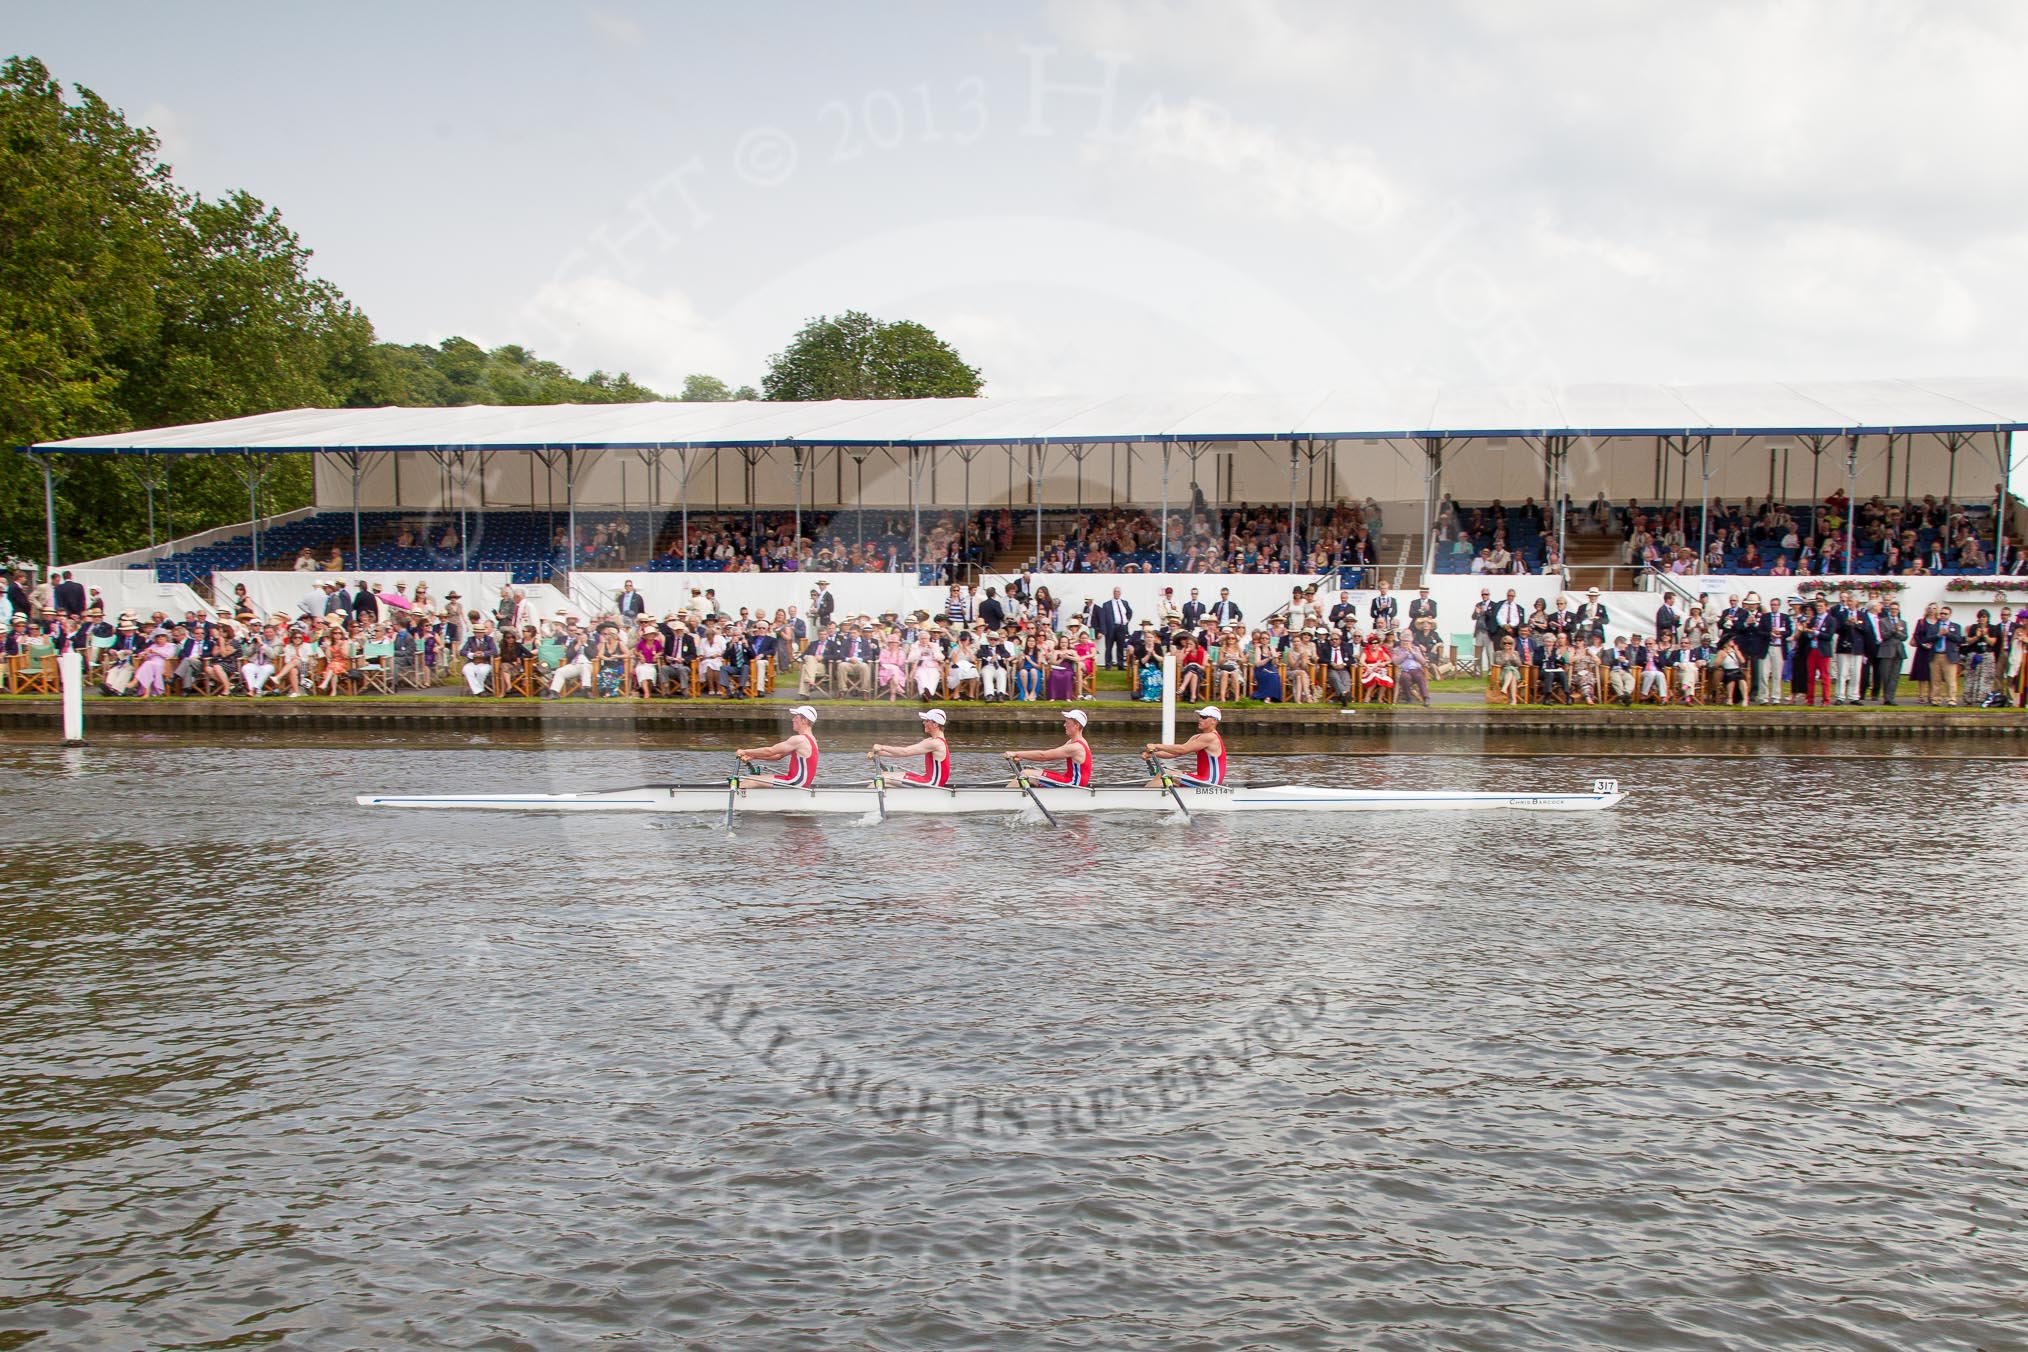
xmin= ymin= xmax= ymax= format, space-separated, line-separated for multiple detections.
xmin=58 ymin=649 xmax=84 ymax=745
xmin=1160 ymin=653 xmax=1176 ymax=746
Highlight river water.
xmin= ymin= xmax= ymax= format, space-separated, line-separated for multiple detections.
xmin=1 ymin=732 xmax=2024 ymax=1350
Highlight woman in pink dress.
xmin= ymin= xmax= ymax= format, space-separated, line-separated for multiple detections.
xmin=135 ymin=632 xmax=173 ymax=697
xmin=877 ymin=635 xmax=907 ymax=701
xmin=909 ymin=635 xmax=944 ymax=698
xmin=1068 ymin=626 xmax=1097 ymax=696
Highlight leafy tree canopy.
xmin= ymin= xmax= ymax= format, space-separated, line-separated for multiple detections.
xmin=761 ymin=310 xmax=983 ymax=401
xmin=680 ymin=373 xmax=759 ymax=402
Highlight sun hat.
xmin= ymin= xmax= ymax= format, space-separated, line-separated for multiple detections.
xmin=919 ymin=709 xmax=947 ymax=725
xmin=1062 ymin=708 xmax=1088 ymax=726
xmin=790 ymin=705 xmax=818 ymax=722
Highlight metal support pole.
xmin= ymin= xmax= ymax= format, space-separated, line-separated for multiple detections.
xmin=1995 ymin=430 xmax=2011 ymax=570
xmin=793 ymin=446 xmax=805 ymax=546
xmin=1287 ymin=444 xmax=1299 ymax=574
xmin=143 ymin=453 xmax=157 ymax=548
xmin=909 ymin=446 xmax=921 ymax=578
xmin=565 ymin=446 xmax=577 ymax=577
xmin=1844 ymin=433 xmax=1859 ymax=573
xmin=34 ymin=454 xmax=59 ymax=570
xmin=1033 ymin=442 xmax=1043 ymax=564
xmin=1421 ymin=436 xmax=1442 ymax=588
xmin=1697 ymin=436 xmax=1712 ymax=569
xmin=1159 ymin=443 xmax=1171 ymax=571
xmin=1555 ymin=437 xmax=1570 ymax=578
xmin=679 ymin=445 xmax=692 ymax=569
xmin=244 ymin=452 xmax=262 ymax=570
xmin=1946 ymin=434 xmax=1960 ymax=502
xmin=350 ymin=452 xmax=364 ymax=568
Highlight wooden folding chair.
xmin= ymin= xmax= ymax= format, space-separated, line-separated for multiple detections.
xmin=494 ymin=656 xmax=542 ymax=698
xmin=10 ymin=644 xmax=58 ymax=694
xmin=346 ymin=640 xmax=395 ymax=695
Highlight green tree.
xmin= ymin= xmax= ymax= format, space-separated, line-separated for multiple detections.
xmin=761 ymin=310 xmax=982 ymax=401
xmin=681 ymin=374 xmax=733 ymax=401
xmin=0 ymin=56 xmax=673 ymax=564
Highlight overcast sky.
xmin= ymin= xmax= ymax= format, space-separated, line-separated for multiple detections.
xmin=14 ymin=0 xmax=2028 ymax=401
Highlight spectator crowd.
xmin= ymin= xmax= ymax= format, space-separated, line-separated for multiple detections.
xmin=1469 ymin=582 xmax=2028 ymax=708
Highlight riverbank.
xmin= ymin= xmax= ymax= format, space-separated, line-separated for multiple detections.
xmin=4 ymin=693 xmax=2023 ymax=738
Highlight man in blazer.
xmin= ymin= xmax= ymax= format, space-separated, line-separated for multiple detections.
xmin=1180 ymin=588 xmax=1207 ymax=628
xmin=1928 ymin=606 xmax=1965 ymax=705
xmin=1407 ymin=586 xmax=1437 ymax=625
xmin=1210 ymin=588 xmax=1243 ymax=625
xmin=1757 ymin=596 xmax=1792 ymax=705
xmin=1488 ymin=589 xmax=1526 ymax=645
xmin=615 ymin=579 xmax=647 ymax=620
xmin=1653 ymin=598 xmax=1679 ymax=643
xmin=1868 ymin=600 xmax=1907 ymax=705
xmin=1576 ymin=587 xmax=1610 ymax=641
xmin=1829 ymin=590 xmax=1865 ymax=705
xmin=52 ymin=571 xmax=87 ymax=616
xmin=1735 ymin=593 xmax=1772 ymax=697
xmin=1093 ymin=587 xmax=1133 ymax=669
xmin=1320 ymin=629 xmax=1356 ymax=704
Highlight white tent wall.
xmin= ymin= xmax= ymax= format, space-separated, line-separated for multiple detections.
xmin=211 ymin=570 xmax=513 ymax=621
xmin=568 ymin=571 xmax=944 ymax=622
xmin=62 ymin=568 xmax=218 ymax=620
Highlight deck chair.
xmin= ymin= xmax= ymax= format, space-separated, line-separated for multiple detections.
xmin=346 ymin=640 xmax=395 ymax=695
xmin=1450 ymin=634 xmax=1483 ymax=677
xmin=10 ymin=643 xmax=58 ymax=694
xmin=400 ymin=646 xmax=436 ymax=689
xmin=494 ymin=654 xmax=542 ymax=698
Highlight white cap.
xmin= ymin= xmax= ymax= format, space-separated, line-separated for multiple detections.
xmin=1196 ymin=706 xmax=1222 ymax=721
xmin=790 ymin=705 xmax=818 ymax=722
xmin=919 ymin=708 xmax=947 ymax=725
xmin=1062 ymin=708 xmax=1088 ymax=726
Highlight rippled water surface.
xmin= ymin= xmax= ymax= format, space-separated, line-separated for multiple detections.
xmin=2 ymin=734 xmax=2025 ymax=1350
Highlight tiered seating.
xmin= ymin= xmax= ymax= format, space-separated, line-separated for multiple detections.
xmin=1433 ymin=506 xmax=1549 ymax=575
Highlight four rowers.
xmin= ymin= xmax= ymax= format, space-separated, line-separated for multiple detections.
xmin=741 ymin=703 xmax=1233 ymax=791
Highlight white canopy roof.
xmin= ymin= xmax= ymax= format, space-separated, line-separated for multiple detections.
xmin=29 ymin=379 xmax=2028 ymax=455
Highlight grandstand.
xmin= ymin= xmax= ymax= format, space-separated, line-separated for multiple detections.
xmin=27 ymin=382 xmax=2028 ymax=591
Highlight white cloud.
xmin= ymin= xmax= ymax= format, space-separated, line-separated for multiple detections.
xmin=516 ymin=274 xmax=736 ymax=391
xmin=140 ymin=101 xmax=195 ymax=170
xmin=585 ymin=9 xmax=645 ymax=46
xmin=1117 ymin=99 xmax=1407 ymax=235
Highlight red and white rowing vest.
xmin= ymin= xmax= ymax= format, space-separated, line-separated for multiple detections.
xmin=1194 ymin=732 xmax=1226 ymax=784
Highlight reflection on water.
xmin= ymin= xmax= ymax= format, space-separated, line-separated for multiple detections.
xmin=1 ymin=736 xmax=2025 ymax=1349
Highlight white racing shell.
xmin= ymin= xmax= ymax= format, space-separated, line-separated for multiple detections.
xmin=357 ymin=778 xmax=1625 ymax=815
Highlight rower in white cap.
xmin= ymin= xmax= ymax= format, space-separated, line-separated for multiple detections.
xmin=1145 ymin=706 xmax=1227 ymax=787
xmin=736 ymin=705 xmax=821 ymax=787
xmin=1004 ymin=707 xmax=1091 ymax=787
xmin=869 ymin=708 xmax=951 ymax=787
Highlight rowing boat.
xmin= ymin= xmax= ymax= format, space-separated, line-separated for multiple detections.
xmin=355 ymin=777 xmax=1624 ymax=816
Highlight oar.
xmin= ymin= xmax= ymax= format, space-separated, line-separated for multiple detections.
xmin=726 ymin=756 xmax=750 ymax=829
xmin=1144 ymin=752 xmax=1193 ymax=823
xmin=868 ymin=754 xmax=895 ymax=822
xmin=1004 ymin=754 xmax=1058 ymax=826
